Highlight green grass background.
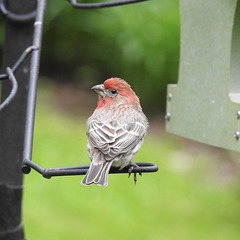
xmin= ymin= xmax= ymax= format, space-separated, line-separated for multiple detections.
xmin=23 ymin=83 xmax=240 ymax=240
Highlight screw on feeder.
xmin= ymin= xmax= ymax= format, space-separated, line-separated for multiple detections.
xmin=165 ymin=112 xmax=171 ymax=121
xmin=167 ymin=93 xmax=172 ymax=101
xmin=236 ymin=110 xmax=240 ymax=119
xmin=234 ymin=131 xmax=240 ymax=140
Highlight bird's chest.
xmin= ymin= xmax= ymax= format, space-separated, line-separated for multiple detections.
xmin=90 ymin=105 xmax=136 ymax=124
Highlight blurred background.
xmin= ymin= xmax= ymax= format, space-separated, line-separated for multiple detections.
xmin=1 ymin=0 xmax=240 ymax=239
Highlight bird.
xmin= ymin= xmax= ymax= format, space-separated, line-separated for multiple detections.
xmin=81 ymin=77 xmax=149 ymax=186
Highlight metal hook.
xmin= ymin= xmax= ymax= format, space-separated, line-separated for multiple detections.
xmin=66 ymin=0 xmax=149 ymax=9
xmin=0 ymin=45 xmax=38 ymax=111
xmin=0 ymin=67 xmax=18 ymax=111
xmin=0 ymin=46 xmax=38 ymax=81
xmin=0 ymin=0 xmax=36 ymax=23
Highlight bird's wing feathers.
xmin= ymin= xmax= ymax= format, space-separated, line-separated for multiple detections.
xmin=87 ymin=120 xmax=146 ymax=161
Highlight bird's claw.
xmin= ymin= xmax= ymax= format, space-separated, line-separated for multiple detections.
xmin=128 ymin=163 xmax=142 ymax=185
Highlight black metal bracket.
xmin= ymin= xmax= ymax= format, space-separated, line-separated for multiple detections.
xmin=22 ymin=159 xmax=158 ymax=179
xmin=66 ymin=0 xmax=149 ymax=9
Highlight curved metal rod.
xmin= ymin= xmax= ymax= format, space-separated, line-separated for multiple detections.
xmin=22 ymin=159 xmax=158 ymax=179
xmin=0 ymin=67 xmax=18 ymax=111
xmin=0 ymin=0 xmax=36 ymax=23
xmin=0 ymin=46 xmax=38 ymax=80
xmin=67 ymin=0 xmax=149 ymax=9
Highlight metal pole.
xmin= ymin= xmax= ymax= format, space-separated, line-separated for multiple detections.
xmin=23 ymin=0 xmax=46 ymax=171
xmin=0 ymin=1 xmax=37 ymax=239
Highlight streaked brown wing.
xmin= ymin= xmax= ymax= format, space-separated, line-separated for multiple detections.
xmin=87 ymin=120 xmax=146 ymax=161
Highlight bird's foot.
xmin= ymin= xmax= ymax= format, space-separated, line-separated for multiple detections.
xmin=128 ymin=162 xmax=142 ymax=185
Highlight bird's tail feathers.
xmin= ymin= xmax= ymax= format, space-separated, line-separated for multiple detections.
xmin=81 ymin=153 xmax=113 ymax=186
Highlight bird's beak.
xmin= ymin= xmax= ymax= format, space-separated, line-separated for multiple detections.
xmin=91 ymin=84 xmax=105 ymax=98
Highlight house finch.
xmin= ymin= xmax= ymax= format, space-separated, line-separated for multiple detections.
xmin=81 ymin=77 xmax=148 ymax=186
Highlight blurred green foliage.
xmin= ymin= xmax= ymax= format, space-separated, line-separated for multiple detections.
xmin=40 ymin=0 xmax=180 ymax=113
xmin=0 ymin=1 xmax=179 ymax=112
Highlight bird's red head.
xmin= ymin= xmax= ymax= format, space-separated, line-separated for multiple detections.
xmin=92 ymin=78 xmax=140 ymax=110
xmin=103 ymin=78 xmax=135 ymax=98
xmin=104 ymin=77 xmax=130 ymax=90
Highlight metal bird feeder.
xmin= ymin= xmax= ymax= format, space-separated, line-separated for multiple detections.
xmin=0 ymin=0 xmax=158 ymax=183
xmin=166 ymin=0 xmax=240 ymax=152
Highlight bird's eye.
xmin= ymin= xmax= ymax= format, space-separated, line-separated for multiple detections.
xmin=110 ymin=89 xmax=118 ymax=94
